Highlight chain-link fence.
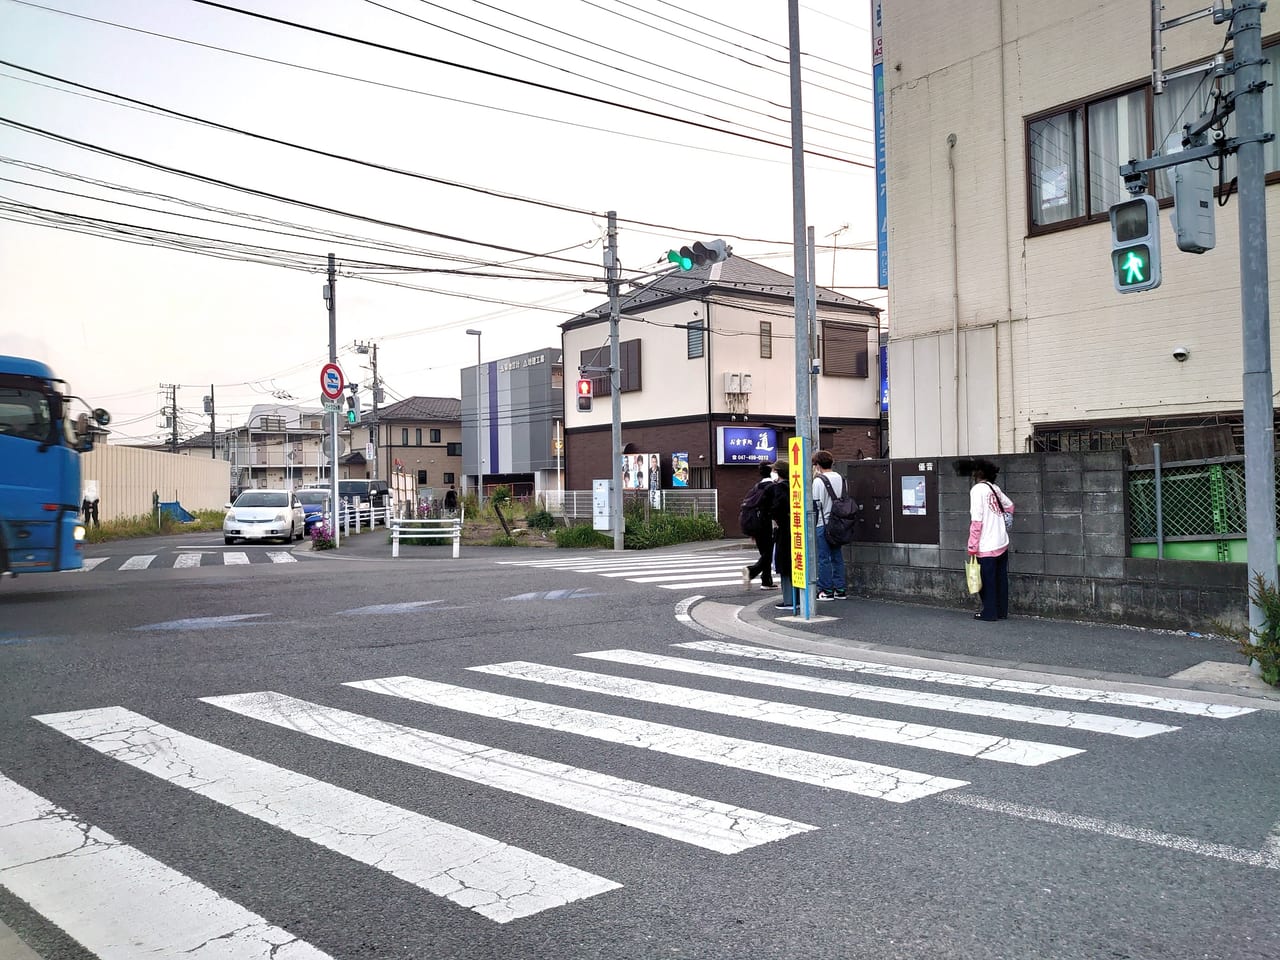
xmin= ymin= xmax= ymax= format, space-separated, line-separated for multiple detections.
xmin=1127 ymin=456 xmax=1267 ymax=543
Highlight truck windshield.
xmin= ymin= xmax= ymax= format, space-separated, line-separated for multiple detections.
xmin=0 ymin=385 xmax=57 ymax=444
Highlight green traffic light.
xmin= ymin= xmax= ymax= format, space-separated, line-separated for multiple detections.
xmin=666 ymin=249 xmax=693 ymax=271
xmin=1113 ymin=244 xmax=1151 ymax=286
xmin=346 ymin=409 xmax=356 ymax=424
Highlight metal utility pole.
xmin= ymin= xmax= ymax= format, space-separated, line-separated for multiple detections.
xmin=160 ymin=383 xmax=179 ymax=453
xmin=807 ymin=224 xmax=820 ymax=449
xmin=1135 ymin=0 xmax=1274 ymax=651
xmin=355 ymin=340 xmax=380 ymax=479
xmin=606 ymin=211 xmax=624 ymax=552
xmin=788 ymin=0 xmax=816 ymax=612
xmin=325 ymin=253 xmax=340 ymax=547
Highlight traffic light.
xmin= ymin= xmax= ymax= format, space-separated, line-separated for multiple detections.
xmin=1110 ymin=195 xmax=1161 ymax=293
xmin=665 ymin=239 xmax=733 ymax=271
xmin=576 ymin=378 xmax=593 ymax=413
xmin=345 ymin=383 xmax=361 ymax=424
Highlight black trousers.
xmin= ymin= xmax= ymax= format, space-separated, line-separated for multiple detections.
xmin=747 ymin=527 xmax=775 ymax=586
xmin=977 ymin=551 xmax=1010 ymax=621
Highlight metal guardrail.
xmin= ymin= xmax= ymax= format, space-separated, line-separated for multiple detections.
xmin=389 ymin=516 xmax=462 ymax=558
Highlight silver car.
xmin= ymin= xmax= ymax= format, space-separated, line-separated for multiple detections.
xmin=223 ymin=489 xmax=305 ymax=545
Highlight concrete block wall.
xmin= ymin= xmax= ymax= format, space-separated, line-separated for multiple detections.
xmin=847 ymin=451 xmax=1248 ymax=631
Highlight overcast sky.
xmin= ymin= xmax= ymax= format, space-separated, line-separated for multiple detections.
xmin=0 ymin=0 xmax=879 ymax=443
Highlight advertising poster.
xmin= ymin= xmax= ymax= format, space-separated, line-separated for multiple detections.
xmin=902 ymin=475 xmax=927 ymax=516
xmin=622 ymin=453 xmax=658 ymax=492
xmin=671 ymin=452 xmax=689 ymax=488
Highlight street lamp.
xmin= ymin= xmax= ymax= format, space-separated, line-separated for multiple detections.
xmin=466 ymin=329 xmax=483 ymax=508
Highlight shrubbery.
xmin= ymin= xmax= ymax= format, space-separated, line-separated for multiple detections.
xmin=84 ymin=509 xmax=227 ymax=543
xmin=525 ymin=509 xmax=557 ymax=531
xmin=551 ymin=508 xmax=723 ymax=550
xmin=1217 ymin=573 xmax=1280 ymax=686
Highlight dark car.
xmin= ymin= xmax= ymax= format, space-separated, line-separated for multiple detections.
xmin=295 ymin=488 xmax=334 ymax=535
xmin=337 ymin=479 xmax=390 ymax=524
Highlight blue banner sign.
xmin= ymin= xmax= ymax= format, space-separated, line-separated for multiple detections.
xmin=717 ymin=427 xmax=778 ymax=465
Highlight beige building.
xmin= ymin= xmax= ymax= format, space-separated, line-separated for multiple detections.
xmin=881 ymin=0 xmax=1280 ymax=457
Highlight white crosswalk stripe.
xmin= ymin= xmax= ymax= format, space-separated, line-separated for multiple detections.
xmin=499 ymin=551 xmax=757 ymax=591
xmin=266 ymin=551 xmax=297 ymax=564
xmin=468 ymin=661 xmax=1083 ymax=765
xmin=673 ymin=640 xmax=1259 ymax=719
xmin=0 ymin=773 xmax=336 ymax=959
xmin=34 ymin=706 xmax=619 ymax=923
xmin=223 ymin=551 xmax=251 ymax=565
xmin=348 ymin=676 xmax=968 ymax=802
xmin=203 ymin=691 xmax=815 ymax=853
xmin=117 ymin=554 xmax=155 ymax=570
xmin=173 ymin=552 xmax=202 ymax=568
xmin=77 ymin=550 xmax=308 ymax=570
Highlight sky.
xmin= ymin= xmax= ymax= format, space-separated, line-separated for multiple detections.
xmin=0 ymin=0 xmax=880 ymax=444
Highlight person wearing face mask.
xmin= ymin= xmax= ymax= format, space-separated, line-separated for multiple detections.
xmin=742 ymin=462 xmax=777 ymax=589
xmin=769 ymin=460 xmax=796 ymax=610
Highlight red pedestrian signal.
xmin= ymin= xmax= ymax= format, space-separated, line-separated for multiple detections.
xmin=576 ymin=378 xmax=593 ymax=413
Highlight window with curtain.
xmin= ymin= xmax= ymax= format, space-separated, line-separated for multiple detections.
xmin=446 ymin=442 xmax=462 ymax=456
xmin=401 ymin=428 xmax=408 ymax=446
xmin=1088 ymin=89 xmax=1149 ymax=214
xmin=415 ymin=428 xmax=422 ymax=446
xmin=1029 ymin=109 xmax=1086 ymax=226
xmin=430 ymin=428 xmax=441 ymax=443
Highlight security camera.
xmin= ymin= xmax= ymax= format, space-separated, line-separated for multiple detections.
xmin=1172 ymin=345 xmax=1190 ymax=362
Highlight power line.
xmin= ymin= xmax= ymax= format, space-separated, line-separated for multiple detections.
xmin=184 ymin=0 xmax=870 ymax=168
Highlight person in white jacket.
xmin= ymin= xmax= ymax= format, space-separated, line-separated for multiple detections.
xmin=957 ymin=458 xmax=1014 ymax=622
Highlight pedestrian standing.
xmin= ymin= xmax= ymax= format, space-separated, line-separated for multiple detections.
xmin=444 ymin=485 xmax=458 ymax=516
xmin=811 ymin=450 xmax=847 ymax=600
xmin=958 ymin=458 xmax=1014 ymax=621
xmin=743 ymin=463 xmax=776 ymax=588
xmin=770 ymin=460 xmax=796 ymax=610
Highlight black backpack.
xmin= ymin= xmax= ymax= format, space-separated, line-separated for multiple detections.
xmin=739 ymin=482 xmax=771 ymax=537
xmin=816 ymin=472 xmax=859 ymax=547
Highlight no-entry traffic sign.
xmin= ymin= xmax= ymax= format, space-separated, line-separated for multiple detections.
xmin=320 ymin=362 xmax=345 ymax=400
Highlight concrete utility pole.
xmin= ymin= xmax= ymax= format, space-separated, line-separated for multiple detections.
xmin=466 ymin=329 xmax=484 ymax=508
xmin=807 ymin=224 xmax=820 ymax=449
xmin=205 ymin=385 xmax=215 ymax=459
xmin=325 ymin=253 xmax=339 ymax=547
xmin=160 ymin=383 xmax=179 ymax=453
xmin=606 ymin=210 xmax=624 ymax=552
xmin=356 ymin=340 xmax=379 ymax=479
xmin=788 ymin=0 xmax=816 ymax=613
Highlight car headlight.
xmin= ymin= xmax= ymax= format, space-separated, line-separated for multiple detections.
xmin=275 ymin=512 xmax=288 ymax=522
xmin=73 ymin=524 xmax=86 ymax=541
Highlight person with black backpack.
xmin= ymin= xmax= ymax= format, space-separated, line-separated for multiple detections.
xmin=811 ymin=449 xmax=848 ymax=600
xmin=741 ymin=462 xmax=777 ymax=589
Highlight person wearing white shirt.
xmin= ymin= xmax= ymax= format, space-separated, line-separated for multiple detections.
xmin=958 ymin=457 xmax=1014 ymax=622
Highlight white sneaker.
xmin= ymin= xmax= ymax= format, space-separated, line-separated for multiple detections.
xmin=741 ymin=566 xmax=751 ymax=586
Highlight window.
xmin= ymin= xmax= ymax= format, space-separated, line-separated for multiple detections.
xmin=759 ymin=320 xmax=772 ymax=359
xmin=417 ymin=469 xmax=427 ymax=483
xmin=686 ymin=321 xmax=705 ymax=359
xmin=578 ymin=339 xmax=642 ymax=397
xmin=0 ymin=385 xmax=54 ymax=443
xmin=401 ymin=428 xmax=408 ymax=446
xmin=443 ymin=472 xmax=456 ymax=484
xmin=415 ymin=428 xmax=422 ymax=446
xmin=1028 ymin=40 xmax=1280 ymax=233
xmin=447 ymin=442 xmax=462 ymax=456
xmin=821 ymin=322 xmax=869 ymax=378
xmin=430 ymin=428 xmax=441 ymax=443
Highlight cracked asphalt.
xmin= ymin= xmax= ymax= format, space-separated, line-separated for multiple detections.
xmin=1 ymin=542 xmax=1278 ymax=960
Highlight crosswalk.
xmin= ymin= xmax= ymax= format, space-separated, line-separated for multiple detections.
xmin=498 ymin=550 xmax=761 ymax=590
xmin=0 ymin=640 xmax=1258 ymax=955
xmin=72 ymin=550 xmax=299 ymax=572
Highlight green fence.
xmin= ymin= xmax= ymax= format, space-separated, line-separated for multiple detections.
xmin=1127 ymin=456 xmax=1280 ymax=561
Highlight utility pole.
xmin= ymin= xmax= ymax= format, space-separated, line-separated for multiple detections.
xmin=606 ymin=210 xmax=623 ymax=552
xmin=1132 ymin=0 xmax=1273 ymax=655
xmin=160 ymin=383 xmax=179 ymax=453
xmin=807 ymin=224 xmax=820 ymax=450
xmin=325 ymin=253 xmax=340 ymax=547
xmin=788 ymin=0 xmax=816 ymax=614
xmin=355 ymin=340 xmax=380 ymax=479
xmin=204 ymin=386 xmax=216 ymax=458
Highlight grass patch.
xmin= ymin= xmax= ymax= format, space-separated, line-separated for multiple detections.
xmin=85 ymin=509 xmax=227 ymax=543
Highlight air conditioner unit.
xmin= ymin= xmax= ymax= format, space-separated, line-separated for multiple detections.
xmin=723 ymin=372 xmax=741 ymax=394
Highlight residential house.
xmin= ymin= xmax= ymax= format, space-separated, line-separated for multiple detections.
xmin=365 ymin=396 xmax=463 ymax=505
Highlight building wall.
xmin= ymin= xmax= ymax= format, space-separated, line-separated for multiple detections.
xmin=883 ymin=0 xmax=1280 ymax=458
xmin=461 ymin=347 xmax=562 ymax=478
xmin=81 ymin=444 xmax=231 ymax=521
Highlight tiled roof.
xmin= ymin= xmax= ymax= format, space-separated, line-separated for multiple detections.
xmin=377 ymin=396 xmax=461 ymax=422
xmin=563 ymin=254 xmax=879 ymax=328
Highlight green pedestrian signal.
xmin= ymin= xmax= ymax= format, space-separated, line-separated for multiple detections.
xmin=346 ymin=407 xmax=357 ymax=424
xmin=1109 ymin=196 xmax=1161 ymax=293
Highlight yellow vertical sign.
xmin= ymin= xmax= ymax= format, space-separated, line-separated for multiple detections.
xmin=787 ymin=436 xmax=809 ymax=585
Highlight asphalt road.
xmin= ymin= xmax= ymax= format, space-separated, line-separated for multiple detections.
xmin=1 ymin=541 xmax=1278 ymax=960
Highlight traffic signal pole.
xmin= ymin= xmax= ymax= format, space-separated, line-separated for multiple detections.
xmin=326 ymin=252 xmax=340 ymax=548
xmin=1124 ymin=1 xmax=1273 ymax=654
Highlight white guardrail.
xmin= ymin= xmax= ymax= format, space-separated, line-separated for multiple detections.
xmin=389 ymin=516 xmax=463 ymax=558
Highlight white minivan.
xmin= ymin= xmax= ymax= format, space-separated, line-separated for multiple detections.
xmin=223 ymin=489 xmax=305 ymax=544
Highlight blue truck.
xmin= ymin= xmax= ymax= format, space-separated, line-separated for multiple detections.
xmin=0 ymin=356 xmax=110 ymax=578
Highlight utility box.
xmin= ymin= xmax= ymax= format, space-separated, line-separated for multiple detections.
xmin=1171 ymin=161 xmax=1216 ymax=254
xmin=723 ymin=372 xmax=741 ymax=394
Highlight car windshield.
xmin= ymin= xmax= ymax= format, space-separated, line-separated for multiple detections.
xmin=338 ymin=482 xmax=367 ymax=496
xmin=297 ymin=492 xmax=328 ymax=506
xmin=235 ymin=492 xmax=287 ymax=508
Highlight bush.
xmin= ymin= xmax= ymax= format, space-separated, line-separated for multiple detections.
xmin=488 ymin=532 xmax=519 ymax=547
xmin=310 ymin=522 xmax=336 ymax=551
xmin=526 ymin=509 xmax=557 ymax=531
xmin=1217 ymin=573 xmax=1280 ymax=686
xmin=623 ymin=507 xmax=723 ymax=549
xmin=554 ymin=523 xmax=613 ymax=548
